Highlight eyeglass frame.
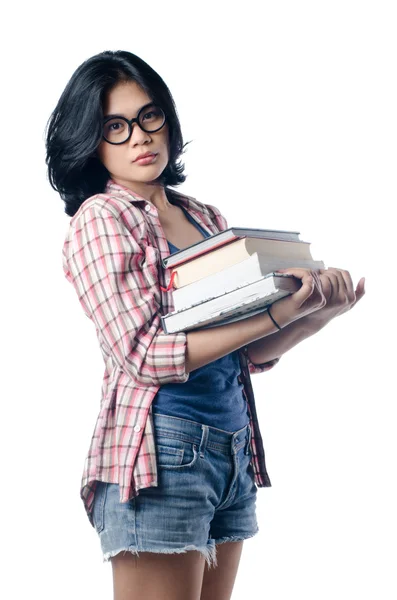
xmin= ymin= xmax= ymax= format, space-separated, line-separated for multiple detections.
xmin=102 ymin=102 xmax=167 ymax=145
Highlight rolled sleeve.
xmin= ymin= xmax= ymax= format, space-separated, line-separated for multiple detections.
xmin=63 ymin=204 xmax=190 ymax=387
xmin=140 ymin=328 xmax=189 ymax=385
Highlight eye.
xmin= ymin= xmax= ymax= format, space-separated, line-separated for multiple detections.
xmin=142 ymin=106 xmax=162 ymax=122
xmin=103 ymin=118 xmax=127 ymax=138
xmin=142 ymin=110 xmax=155 ymax=121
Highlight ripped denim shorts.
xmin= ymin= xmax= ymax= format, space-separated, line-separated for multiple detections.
xmin=92 ymin=412 xmax=259 ymax=569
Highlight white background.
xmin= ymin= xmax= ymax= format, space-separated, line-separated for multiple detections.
xmin=1 ymin=1 xmax=396 ymax=598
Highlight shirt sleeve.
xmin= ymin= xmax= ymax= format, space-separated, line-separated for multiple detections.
xmin=63 ymin=204 xmax=190 ymax=387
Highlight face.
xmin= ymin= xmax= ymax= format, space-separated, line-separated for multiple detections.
xmin=97 ymin=80 xmax=170 ymax=192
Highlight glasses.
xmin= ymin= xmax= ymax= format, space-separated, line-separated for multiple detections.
xmin=102 ymin=102 xmax=166 ymax=145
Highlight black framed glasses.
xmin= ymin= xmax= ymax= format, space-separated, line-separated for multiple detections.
xmin=102 ymin=102 xmax=166 ymax=145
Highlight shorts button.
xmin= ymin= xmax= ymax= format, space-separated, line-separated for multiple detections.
xmin=134 ymin=425 xmax=141 ymax=432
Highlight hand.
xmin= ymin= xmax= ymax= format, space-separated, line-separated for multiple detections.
xmin=268 ymin=268 xmax=327 ymax=328
xmin=299 ymin=267 xmax=365 ymax=332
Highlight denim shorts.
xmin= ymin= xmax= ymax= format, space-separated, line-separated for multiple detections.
xmin=92 ymin=412 xmax=259 ymax=569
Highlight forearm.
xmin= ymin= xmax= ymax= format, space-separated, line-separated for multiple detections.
xmin=246 ymin=316 xmax=319 ymax=365
xmin=185 ymin=310 xmax=279 ymax=373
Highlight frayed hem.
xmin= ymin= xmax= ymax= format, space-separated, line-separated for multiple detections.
xmin=103 ymin=542 xmax=218 ymax=569
xmin=213 ymin=528 xmax=259 ymax=546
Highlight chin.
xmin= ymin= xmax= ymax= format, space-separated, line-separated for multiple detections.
xmin=132 ymin=165 xmax=166 ymax=178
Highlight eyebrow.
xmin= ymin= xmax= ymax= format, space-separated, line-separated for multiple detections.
xmin=103 ymin=102 xmax=153 ymax=120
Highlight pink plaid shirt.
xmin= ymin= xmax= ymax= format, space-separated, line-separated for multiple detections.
xmin=62 ymin=179 xmax=279 ymax=527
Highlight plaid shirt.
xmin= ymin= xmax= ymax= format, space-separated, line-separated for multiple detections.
xmin=62 ymin=179 xmax=279 ymax=527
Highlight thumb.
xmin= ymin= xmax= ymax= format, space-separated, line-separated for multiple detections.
xmin=352 ymin=277 xmax=366 ymax=307
xmin=290 ymin=274 xmax=315 ymax=308
xmin=354 ymin=277 xmax=365 ymax=304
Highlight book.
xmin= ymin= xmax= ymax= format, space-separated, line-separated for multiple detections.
xmin=161 ymin=273 xmax=301 ymax=334
xmin=162 ymin=226 xmax=301 ymax=270
xmin=172 ymin=252 xmax=325 ymax=312
xmin=169 ymin=235 xmax=319 ymax=290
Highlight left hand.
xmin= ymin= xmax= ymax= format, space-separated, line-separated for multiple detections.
xmin=278 ymin=267 xmax=366 ymax=332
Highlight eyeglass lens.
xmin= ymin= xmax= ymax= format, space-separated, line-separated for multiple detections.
xmin=103 ymin=104 xmax=165 ymax=143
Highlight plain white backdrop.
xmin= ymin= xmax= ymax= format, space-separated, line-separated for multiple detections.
xmin=1 ymin=1 xmax=396 ymax=598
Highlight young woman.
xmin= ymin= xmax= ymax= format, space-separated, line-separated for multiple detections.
xmin=45 ymin=50 xmax=365 ymax=600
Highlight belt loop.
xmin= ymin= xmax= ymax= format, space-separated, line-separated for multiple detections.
xmin=199 ymin=424 xmax=209 ymax=458
xmin=245 ymin=423 xmax=252 ymax=455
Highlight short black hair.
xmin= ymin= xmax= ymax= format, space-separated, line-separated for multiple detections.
xmin=45 ymin=50 xmax=190 ymax=217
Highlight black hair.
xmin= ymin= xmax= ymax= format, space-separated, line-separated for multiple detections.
xmin=45 ymin=50 xmax=190 ymax=217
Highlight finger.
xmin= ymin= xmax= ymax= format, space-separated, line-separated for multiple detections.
xmin=291 ymin=272 xmax=316 ymax=307
xmin=327 ymin=268 xmax=356 ymax=305
xmin=318 ymin=273 xmax=332 ymax=301
xmin=311 ymin=270 xmax=326 ymax=306
xmin=320 ymin=272 xmax=337 ymax=302
xmin=330 ymin=271 xmax=340 ymax=299
xmin=352 ymin=277 xmax=366 ymax=307
xmin=275 ymin=268 xmax=312 ymax=278
xmin=349 ymin=278 xmax=365 ymax=310
xmin=328 ymin=268 xmax=358 ymax=307
xmin=339 ymin=269 xmax=355 ymax=303
xmin=333 ymin=269 xmax=345 ymax=302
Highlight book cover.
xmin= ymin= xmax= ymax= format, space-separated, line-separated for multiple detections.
xmin=162 ymin=226 xmax=302 ymax=269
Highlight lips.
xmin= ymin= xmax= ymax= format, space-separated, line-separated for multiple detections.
xmin=135 ymin=152 xmax=157 ymax=162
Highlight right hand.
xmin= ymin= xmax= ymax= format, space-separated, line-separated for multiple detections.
xmin=269 ymin=268 xmax=326 ymax=328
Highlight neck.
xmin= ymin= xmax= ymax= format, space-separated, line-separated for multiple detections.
xmin=111 ymin=178 xmax=174 ymax=213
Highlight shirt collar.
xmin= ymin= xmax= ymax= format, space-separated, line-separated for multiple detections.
xmin=104 ymin=178 xmax=210 ymax=217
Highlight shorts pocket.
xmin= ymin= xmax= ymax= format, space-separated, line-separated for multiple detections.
xmin=155 ymin=433 xmax=199 ymax=469
xmin=247 ymin=458 xmax=258 ymax=488
xmin=92 ymin=481 xmax=108 ymax=534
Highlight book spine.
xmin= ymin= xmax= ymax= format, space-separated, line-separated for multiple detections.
xmin=161 ymin=287 xmax=291 ymax=334
xmin=162 ymin=235 xmax=238 ymax=269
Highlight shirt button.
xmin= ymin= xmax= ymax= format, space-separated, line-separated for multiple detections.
xmin=145 ymin=204 xmax=151 ymax=212
xmin=134 ymin=424 xmax=141 ymax=432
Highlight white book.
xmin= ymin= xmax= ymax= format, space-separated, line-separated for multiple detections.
xmin=170 ymin=236 xmax=314 ymax=289
xmin=172 ymin=253 xmax=325 ymax=312
xmin=161 ymin=273 xmax=300 ymax=334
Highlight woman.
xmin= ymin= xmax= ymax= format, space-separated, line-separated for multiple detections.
xmin=45 ymin=50 xmax=365 ymax=600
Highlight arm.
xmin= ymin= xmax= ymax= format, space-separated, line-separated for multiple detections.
xmin=185 ymin=268 xmax=327 ymax=373
xmin=185 ymin=310 xmax=282 ymax=373
xmin=245 ymin=316 xmax=316 ymax=365
xmin=63 ymin=203 xmax=282 ymax=386
xmin=64 ymin=205 xmax=333 ymax=385
xmin=246 ymin=267 xmax=366 ymax=365
xmin=64 ymin=204 xmax=189 ymax=387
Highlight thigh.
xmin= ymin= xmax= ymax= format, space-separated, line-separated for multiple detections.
xmin=111 ymin=549 xmax=206 ymax=600
xmin=92 ymin=436 xmax=218 ymax=567
xmin=200 ymin=540 xmax=244 ymax=600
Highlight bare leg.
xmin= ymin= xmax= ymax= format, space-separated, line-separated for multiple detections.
xmin=111 ymin=549 xmax=206 ymax=600
xmin=200 ymin=540 xmax=244 ymax=600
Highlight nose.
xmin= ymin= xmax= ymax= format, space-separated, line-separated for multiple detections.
xmin=128 ymin=122 xmax=151 ymax=147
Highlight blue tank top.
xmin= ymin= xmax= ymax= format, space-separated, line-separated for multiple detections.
xmin=152 ymin=203 xmax=250 ymax=431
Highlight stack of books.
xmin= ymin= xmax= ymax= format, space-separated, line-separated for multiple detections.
xmin=160 ymin=226 xmax=324 ymax=334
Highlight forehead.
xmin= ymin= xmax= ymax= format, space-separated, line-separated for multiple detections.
xmin=102 ymin=81 xmax=152 ymax=117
